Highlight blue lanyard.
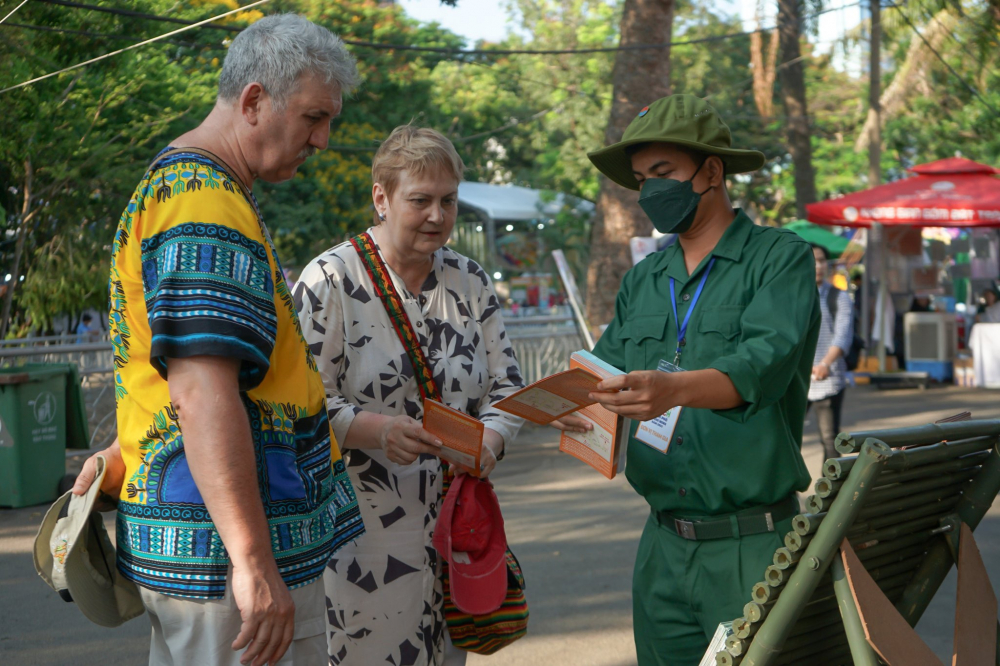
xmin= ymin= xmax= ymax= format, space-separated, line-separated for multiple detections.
xmin=669 ymin=257 xmax=716 ymax=366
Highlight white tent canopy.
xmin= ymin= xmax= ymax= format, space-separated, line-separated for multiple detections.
xmin=458 ymin=181 xmax=594 ymax=222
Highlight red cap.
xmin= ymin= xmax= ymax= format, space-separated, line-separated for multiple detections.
xmin=433 ymin=474 xmax=508 ymax=615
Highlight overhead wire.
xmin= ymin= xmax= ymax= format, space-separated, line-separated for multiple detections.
xmin=887 ymin=2 xmax=999 ymax=117
xmin=1 ymin=20 xmax=213 ymax=48
xmin=0 ymin=0 xmax=269 ymax=94
xmin=0 ymin=0 xmax=30 ymax=26
xmin=31 ymin=0 xmax=860 ymax=56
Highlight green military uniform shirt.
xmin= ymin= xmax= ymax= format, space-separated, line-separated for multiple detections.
xmin=593 ymin=209 xmax=820 ymax=517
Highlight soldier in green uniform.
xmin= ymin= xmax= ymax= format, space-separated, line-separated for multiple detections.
xmin=554 ymin=95 xmax=820 ymax=663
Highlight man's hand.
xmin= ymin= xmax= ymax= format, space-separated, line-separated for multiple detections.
xmin=549 ymin=414 xmax=593 ymax=434
xmin=812 ymin=363 xmax=830 ymax=381
xmin=231 ymin=557 xmax=295 ymax=666
xmin=71 ymin=438 xmax=125 ymax=511
xmin=379 ymin=415 xmax=442 ymax=465
xmin=588 ymin=371 xmax=681 ymax=421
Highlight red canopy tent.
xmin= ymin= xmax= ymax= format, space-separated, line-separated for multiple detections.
xmin=806 ymin=157 xmax=1000 ymax=228
xmin=805 ymin=157 xmax=1000 ymax=375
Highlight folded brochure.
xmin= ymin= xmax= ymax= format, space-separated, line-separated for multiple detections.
xmin=422 ymin=399 xmax=484 ymax=477
xmin=559 ymin=350 xmax=631 ymax=479
xmin=492 ymin=366 xmax=603 ymax=425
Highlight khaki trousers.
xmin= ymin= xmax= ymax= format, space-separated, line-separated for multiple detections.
xmin=140 ymin=574 xmax=326 ymax=666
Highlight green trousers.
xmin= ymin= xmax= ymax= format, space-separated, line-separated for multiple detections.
xmin=632 ymin=510 xmax=794 ymax=665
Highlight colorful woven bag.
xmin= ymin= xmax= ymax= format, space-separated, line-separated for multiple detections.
xmin=350 ymin=232 xmax=529 ymax=655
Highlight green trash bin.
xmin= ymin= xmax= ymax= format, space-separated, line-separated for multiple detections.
xmin=0 ymin=364 xmax=69 ymax=507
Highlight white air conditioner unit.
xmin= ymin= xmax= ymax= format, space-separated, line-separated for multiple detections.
xmin=904 ymin=312 xmax=957 ymax=362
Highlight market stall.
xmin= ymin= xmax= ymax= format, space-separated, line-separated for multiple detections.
xmin=807 ymin=157 xmax=1000 ymax=382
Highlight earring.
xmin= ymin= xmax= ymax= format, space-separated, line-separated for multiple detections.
xmin=378 ymin=212 xmax=386 ymax=222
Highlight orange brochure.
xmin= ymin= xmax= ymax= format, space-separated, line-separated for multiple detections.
xmin=558 ymin=352 xmax=630 ymax=479
xmin=422 ymin=399 xmax=484 ymax=477
xmin=493 ymin=367 xmax=603 ymax=425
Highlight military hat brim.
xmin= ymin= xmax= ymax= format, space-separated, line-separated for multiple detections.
xmin=588 ymin=138 xmax=766 ymax=191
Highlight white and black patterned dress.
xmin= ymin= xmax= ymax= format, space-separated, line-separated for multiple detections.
xmin=293 ymin=232 xmax=524 ymax=666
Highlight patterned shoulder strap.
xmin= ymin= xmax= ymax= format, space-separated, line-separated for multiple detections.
xmin=350 ymin=232 xmax=441 ymax=402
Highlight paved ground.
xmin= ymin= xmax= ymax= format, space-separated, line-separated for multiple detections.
xmin=2 ymin=385 xmax=999 ymax=665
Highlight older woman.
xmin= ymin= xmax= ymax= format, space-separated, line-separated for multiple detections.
xmin=292 ymin=125 xmax=524 ymax=666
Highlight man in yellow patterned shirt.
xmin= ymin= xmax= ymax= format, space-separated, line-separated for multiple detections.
xmin=74 ymin=14 xmax=364 ymax=666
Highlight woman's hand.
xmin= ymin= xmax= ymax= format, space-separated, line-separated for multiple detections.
xmin=71 ymin=438 xmax=125 ymax=512
xmin=380 ymin=415 xmax=442 ymax=465
xmin=449 ymin=429 xmax=502 ymax=478
xmin=549 ymin=414 xmax=593 ymax=433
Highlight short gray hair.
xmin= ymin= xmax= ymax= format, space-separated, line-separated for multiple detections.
xmin=218 ymin=14 xmax=360 ymax=109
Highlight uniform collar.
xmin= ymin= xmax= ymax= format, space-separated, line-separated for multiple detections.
xmin=657 ymin=208 xmax=754 ymax=283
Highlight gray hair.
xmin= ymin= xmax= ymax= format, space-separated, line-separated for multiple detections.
xmin=218 ymin=14 xmax=360 ymax=109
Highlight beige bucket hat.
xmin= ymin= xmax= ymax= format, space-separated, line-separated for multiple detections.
xmin=34 ymin=455 xmax=144 ymax=627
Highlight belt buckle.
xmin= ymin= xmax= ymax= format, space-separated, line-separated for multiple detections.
xmin=765 ymin=512 xmax=775 ymax=532
xmin=674 ymin=518 xmax=697 ymax=540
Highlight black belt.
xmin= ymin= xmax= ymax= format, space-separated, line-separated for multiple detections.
xmin=655 ymin=496 xmax=798 ymax=541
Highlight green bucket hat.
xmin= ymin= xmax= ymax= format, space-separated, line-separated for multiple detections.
xmin=587 ymin=94 xmax=766 ymax=190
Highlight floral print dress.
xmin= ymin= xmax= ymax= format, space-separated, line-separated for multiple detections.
xmin=293 ymin=231 xmax=524 ymax=666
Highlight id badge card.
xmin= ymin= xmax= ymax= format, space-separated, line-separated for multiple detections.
xmin=634 ymin=359 xmax=683 ymax=454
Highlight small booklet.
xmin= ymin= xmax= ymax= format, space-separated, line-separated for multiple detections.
xmin=699 ymin=621 xmax=734 ymax=666
xmin=557 ymin=350 xmax=631 ymax=480
xmin=422 ymin=399 xmax=484 ymax=477
xmin=492 ymin=367 xmax=604 ymax=425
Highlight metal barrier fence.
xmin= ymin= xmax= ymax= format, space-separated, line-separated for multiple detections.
xmin=0 ymin=319 xmax=584 ymax=453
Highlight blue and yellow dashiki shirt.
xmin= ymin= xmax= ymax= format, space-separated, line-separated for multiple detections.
xmin=108 ymin=147 xmax=364 ymax=599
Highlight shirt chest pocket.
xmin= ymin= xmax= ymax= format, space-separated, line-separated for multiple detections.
xmin=616 ymin=313 xmax=670 ymax=371
xmin=697 ymin=308 xmax=742 ymax=358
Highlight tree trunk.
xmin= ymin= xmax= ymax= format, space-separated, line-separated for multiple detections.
xmin=584 ymin=0 xmax=674 ymax=334
xmin=750 ymin=1 xmax=780 ymax=121
xmin=777 ymin=0 xmax=817 ymax=218
xmin=854 ymin=9 xmax=956 ymax=153
xmin=0 ymin=157 xmax=32 ymax=339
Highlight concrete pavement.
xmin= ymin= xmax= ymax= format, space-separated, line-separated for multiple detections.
xmin=2 ymin=385 xmax=999 ymax=665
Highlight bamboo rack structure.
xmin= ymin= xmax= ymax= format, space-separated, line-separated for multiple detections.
xmin=712 ymin=419 xmax=1000 ymax=666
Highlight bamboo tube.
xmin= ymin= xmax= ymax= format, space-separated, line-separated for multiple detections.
xmin=733 ymin=617 xmax=758 ymax=640
xmin=792 ymin=512 xmax=824 ymax=536
xmin=856 ymin=482 xmax=965 ymax=520
xmin=726 ymin=635 xmax=749 ymax=657
xmin=814 ymin=477 xmax=843 ymax=498
xmin=773 ymin=631 xmax=848 ymax=664
xmin=786 ymin=606 xmax=844 ymax=639
xmin=716 ymin=652 xmax=740 ymax=666
xmin=744 ymin=601 xmax=771 ymax=624
xmin=784 ymin=531 xmax=811 ymax=552
xmin=861 ymin=543 xmax=929 ymax=571
xmin=849 ymin=494 xmax=961 ymax=534
xmin=864 ymin=468 xmax=977 ymax=503
xmin=898 ymin=444 xmax=1000 ymax=625
xmin=772 ymin=548 xmax=802 ymax=570
xmin=849 ymin=514 xmax=947 ymax=547
xmin=881 ymin=435 xmax=999 ymax=471
xmin=752 ymin=582 xmax=778 ymax=605
xmin=765 ymin=565 xmax=790 ymax=587
xmin=835 ymin=420 xmax=1000 ymax=454
xmin=823 ymin=455 xmax=858 ymax=481
xmin=778 ymin=620 xmax=846 ymax=653
xmin=850 ymin=529 xmax=935 ymax=562
xmin=742 ymin=438 xmax=891 ymax=666
xmin=832 ymin=554 xmax=879 ymax=666
xmin=873 ymin=451 xmax=989 ymax=487
xmin=807 ymin=494 xmax=832 ymax=514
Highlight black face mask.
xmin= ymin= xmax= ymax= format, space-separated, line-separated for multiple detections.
xmin=637 ymin=160 xmax=711 ymax=234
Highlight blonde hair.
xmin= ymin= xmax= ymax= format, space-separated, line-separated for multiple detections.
xmin=371 ymin=125 xmax=465 ymax=206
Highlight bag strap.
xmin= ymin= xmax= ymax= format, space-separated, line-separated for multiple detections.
xmin=825 ymin=285 xmax=840 ymax=332
xmin=349 ymin=232 xmax=441 ymax=402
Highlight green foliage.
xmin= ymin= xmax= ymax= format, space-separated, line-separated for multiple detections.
xmin=2 ymin=0 xmax=999 ymax=332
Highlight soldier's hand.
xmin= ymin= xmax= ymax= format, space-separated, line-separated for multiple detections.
xmin=71 ymin=438 xmax=125 ymax=511
xmin=549 ymin=415 xmax=593 ymax=433
xmin=590 ymin=371 xmax=680 ymax=421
